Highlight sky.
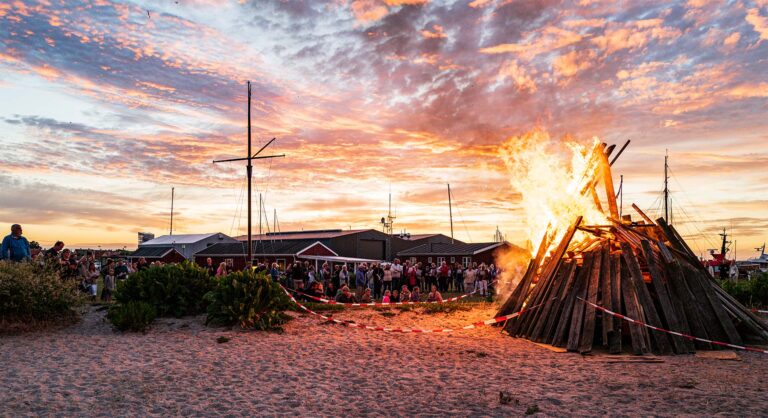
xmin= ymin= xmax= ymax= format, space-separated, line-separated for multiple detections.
xmin=0 ymin=0 xmax=767 ymax=260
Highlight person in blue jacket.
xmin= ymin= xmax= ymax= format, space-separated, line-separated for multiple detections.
xmin=0 ymin=224 xmax=31 ymax=262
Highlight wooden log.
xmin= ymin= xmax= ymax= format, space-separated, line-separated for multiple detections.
xmin=656 ymin=218 xmax=702 ymax=270
xmin=517 ymin=259 xmax=561 ymax=337
xmin=641 ymin=240 xmax=690 ymax=354
xmin=579 ymin=247 xmax=605 ymax=353
xmin=498 ymin=224 xmax=554 ymax=319
xmin=602 ymin=247 xmax=614 ymax=346
xmin=608 ymin=253 xmax=622 ymax=354
xmin=710 ymin=284 xmax=768 ymax=340
xmin=632 ymin=203 xmax=655 ymax=225
xmin=620 ymin=256 xmax=650 ymax=355
xmin=542 ymin=261 xmax=578 ymax=344
xmin=520 ymin=217 xmax=583 ymax=337
xmin=567 ymin=251 xmax=599 ymax=352
xmin=683 ymin=266 xmax=743 ymax=345
xmin=530 ymin=263 xmax=570 ymax=341
xmin=553 ymin=252 xmax=593 ymax=347
xmin=599 ymin=144 xmax=620 ymax=220
xmin=664 ymin=258 xmax=711 ymax=350
xmin=621 ymin=242 xmax=673 ymax=355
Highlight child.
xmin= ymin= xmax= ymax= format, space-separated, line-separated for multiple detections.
xmin=382 ymin=289 xmax=391 ymax=303
xmin=102 ymin=268 xmax=116 ymax=302
xmin=391 ymin=289 xmax=400 ymax=303
xmin=410 ymin=286 xmax=421 ymax=302
xmin=427 ymin=284 xmax=443 ymax=302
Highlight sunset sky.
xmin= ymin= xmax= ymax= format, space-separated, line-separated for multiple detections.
xmin=1 ymin=0 xmax=767 ymax=260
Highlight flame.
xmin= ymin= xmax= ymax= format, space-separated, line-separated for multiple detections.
xmin=498 ymin=129 xmax=609 ymax=258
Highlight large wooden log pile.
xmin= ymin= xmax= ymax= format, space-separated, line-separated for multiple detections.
xmin=497 ymin=143 xmax=768 ymax=354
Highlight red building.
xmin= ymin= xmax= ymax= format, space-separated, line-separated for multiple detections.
xmin=396 ymin=241 xmax=520 ymax=267
xmin=194 ymin=239 xmax=337 ymax=271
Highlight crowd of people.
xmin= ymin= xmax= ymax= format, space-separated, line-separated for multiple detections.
xmin=285 ymin=258 xmax=499 ymax=304
xmin=3 ymin=224 xmax=499 ymax=305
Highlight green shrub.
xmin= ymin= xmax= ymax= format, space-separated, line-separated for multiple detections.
xmin=720 ymin=273 xmax=768 ymax=308
xmin=204 ymin=270 xmax=292 ymax=330
xmin=107 ymin=301 xmax=157 ymax=332
xmin=114 ymin=261 xmax=215 ymax=317
xmin=0 ymin=260 xmax=84 ymax=330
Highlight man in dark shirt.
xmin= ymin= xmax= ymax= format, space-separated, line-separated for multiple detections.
xmin=45 ymin=241 xmax=65 ymax=260
xmin=204 ymin=257 xmax=215 ymax=276
xmin=114 ymin=259 xmax=129 ymax=281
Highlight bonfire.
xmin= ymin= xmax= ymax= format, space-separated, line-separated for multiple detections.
xmin=496 ymin=132 xmax=768 ymax=354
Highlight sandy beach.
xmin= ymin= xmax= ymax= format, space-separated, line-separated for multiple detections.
xmin=1 ymin=304 xmax=767 ymax=417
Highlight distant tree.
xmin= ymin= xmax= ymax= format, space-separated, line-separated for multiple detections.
xmin=29 ymin=241 xmax=41 ymax=249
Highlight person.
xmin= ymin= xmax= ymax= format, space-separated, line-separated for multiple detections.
xmin=269 ymin=262 xmax=280 ymax=281
xmin=391 ymin=259 xmax=403 ymax=292
xmin=62 ymin=257 xmax=80 ymax=281
xmin=100 ymin=257 xmax=114 ymax=279
xmin=438 ymin=261 xmax=449 ymax=293
xmin=382 ymin=264 xmax=393 ymax=292
xmin=307 ymin=282 xmax=325 ymax=301
xmin=45 ymin=241 xmax=65 ymax=260
xmin=453 ymin=262 xmax=464 ymax=293
xmin=477 ymin=263 xmax=488 ymax=297
xmin=359 ymin=288 xmax=372 ymax=303
xmin=335 ymin=286 xmax=356 ymax=303
xmin=390 ymin=289 xmax=400 ymax=303
xmin=382 ymin=289 xmax=391 ymax=303
xmin=332 ymin=265 xmax=341 ymax=290
xmin=464 ymin=263 xmax=476 ymax=293
xmin=102 ymin=268 xmax=116 ymax=302
xmin=339 ymin=265 xmax=350 ymax=287
xmin=114 ymin=259 xmax=129 ymax=281
xmin=406 ymin=262 xmax=417 ymax=290
xmin=410 ymin=286 xmax=421 ymax=302
xmin=427 ymin=284 xmax=443 ymax=302
xmin=307 ymin=265 xmax=317 ymax=285
xmin=400 ymin=285 xmax=411 ymax=303
xmin=325 ymin=281 xmax=336 ymax=298
xmin=0 ymin=224 xmax=31 ymax=262
xmin=83 ymin=263 xmax=100 ymax=301
xmin=136 ymin=257 xmax=149 ymax=271
xmin=216 ymin=262 xmax=228 ymax=277
xmin=204 ymin=257 xmax=215 ymax=276
xmin=355 ymin=263 xmax=367 ymax=299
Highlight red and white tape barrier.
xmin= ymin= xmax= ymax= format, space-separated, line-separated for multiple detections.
xmin=282 ymin=285 xmax=539 ymax=333
xmin=286 ymin=287 xmax=477 ymax=307
xmin=751 ymin=309 xmax=768 ymax=315
xmin=578 ymin=297 xmax=768 ymax=354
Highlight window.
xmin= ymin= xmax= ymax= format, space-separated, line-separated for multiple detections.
xmin=410 ymin=257 xmax=417 ymax=264
xmin=462 ymin=257 xmax=471 ymax=267
xmin=276 ymin=259 xmax=286 ymax=269
xmin=437 ymin=257 xmax=445 ymax=264
xmin=427 ymin=257 xmax=433 ymax=263
xmin=225 ymin=258 xmax=233 ymax=266
xmin=450 ymin=257 xmax=455 ymax=263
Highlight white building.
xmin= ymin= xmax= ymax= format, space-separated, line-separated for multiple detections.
xmin=137 ymin=233 xmax=238 ymax=260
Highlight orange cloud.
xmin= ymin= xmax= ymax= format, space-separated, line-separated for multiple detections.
xmin=746 ymin=8 xmax=768 ymax=42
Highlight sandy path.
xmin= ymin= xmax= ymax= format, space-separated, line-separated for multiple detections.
xmin=1 ymin=305 xmax=767 ymax=417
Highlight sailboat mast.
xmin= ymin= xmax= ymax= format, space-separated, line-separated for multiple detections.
xmin=170 ymin=186 xmax=174 ymax=235
xmin=247 ymin=81 xmax=253 ymax=265
xmin=664 ymin=150 xmax=669 ymax=224
xmin=448 ymin=183 xmax=454 ymax=244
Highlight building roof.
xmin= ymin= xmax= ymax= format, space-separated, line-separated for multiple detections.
xmin=195 ymin=240 xmax=336 ymax=257
xmin=396 ymin=242 xmax=508 ymax=256
xmin=140 ymin=233 xmax=228 ymax=246
xmin=233 ymin=229 xmax=372 ymax=241
xmin=130 ymin=246 xmax=176 ymax=258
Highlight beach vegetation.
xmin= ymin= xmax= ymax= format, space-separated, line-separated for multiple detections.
xmin=0 ymin=260 xmax=84 ymax=332
xmin=114 ymin=261 xmax=216 ymax=317
xmin=204 ymin=270 xmax=292 ymax=330
xmin=106 ymin=301 xmax=157 ymax=332
xmin=720 ymin=272 xmax=768 ymax=308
